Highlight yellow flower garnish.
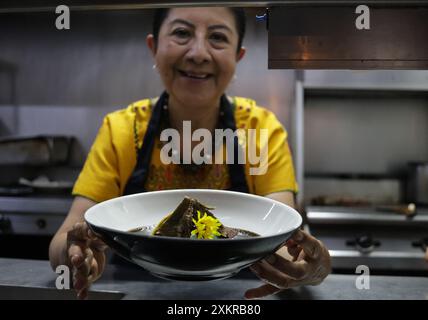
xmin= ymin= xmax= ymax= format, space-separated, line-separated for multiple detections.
xmin=191 ymin=210 xmax=222 ymax=239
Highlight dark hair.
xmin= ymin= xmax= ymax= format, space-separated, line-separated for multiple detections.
xmin=152 ymin=8 xmax=246 ymax=54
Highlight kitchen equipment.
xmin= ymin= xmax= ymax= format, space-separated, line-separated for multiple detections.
xmin=375 ymin=203 xmax=416 ymax=217
xmin=0 ymin=185 xmax=33 ymax=196
xmin=18 ymin=176 xmax=73 ymax=194
xmin=311 ymin=195 xmax=371 ymax=207
xmin=311 ymin=195 xmax=417 ymax=216
xmin=0 ymin=196 xmax=73 ymax=236
xmin=306 ymin=205 xmax=428 ymax=275
xmin=268 ymin=6 xmax=428 ymax=69
xmin=85 ymin=189 xmax=302 ymax=281
xmin=0 ymin=135 xmax=73 ymax=165
xmin=407 ymin=162 xmax=428 ymax=206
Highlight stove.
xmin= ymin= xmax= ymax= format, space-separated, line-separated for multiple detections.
xmin=0 ymin=196 xmax=72 ymax=236
xmin=306 ymin=206 xmax=428 ymax=275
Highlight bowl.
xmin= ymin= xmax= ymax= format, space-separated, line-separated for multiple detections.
xmin=84 ymin=189 xmax=302 ymax=281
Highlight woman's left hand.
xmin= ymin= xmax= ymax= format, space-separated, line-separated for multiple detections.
xmin=245 ymin=229 xmax=331 ymax=299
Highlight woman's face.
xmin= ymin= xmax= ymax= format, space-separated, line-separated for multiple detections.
xmin=147 ymin=7 xmax=246 ymax=107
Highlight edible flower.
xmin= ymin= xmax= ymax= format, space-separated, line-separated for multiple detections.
xmin=191 ymin=210 xmax=222 ymax=239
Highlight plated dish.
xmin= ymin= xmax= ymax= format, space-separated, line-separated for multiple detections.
xmin=85 ymin=189 xmax=302 ymax=281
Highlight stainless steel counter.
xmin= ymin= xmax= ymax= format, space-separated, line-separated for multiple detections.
xmin=1 ymin=258 xmax=428 ymax=300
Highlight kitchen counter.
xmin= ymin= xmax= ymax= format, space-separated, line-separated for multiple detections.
xmin=1 ymin=258 xmax=428 ymax=300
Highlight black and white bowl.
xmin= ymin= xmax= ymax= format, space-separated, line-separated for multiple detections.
xmin=84 ymin=189 xmax=302 ymax=281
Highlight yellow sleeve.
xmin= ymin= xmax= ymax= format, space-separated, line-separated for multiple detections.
xmin=72 ymin=115 xmax=121 ymax=203
xmin=251 ymin=111 xmax=299 ymax=196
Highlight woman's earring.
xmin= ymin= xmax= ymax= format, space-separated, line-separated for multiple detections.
xmin=152 ymin=64 xmax=157 ymax=70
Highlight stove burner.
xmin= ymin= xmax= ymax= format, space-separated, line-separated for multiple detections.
xmin=346 ymin=234 xmax=381 ymax=253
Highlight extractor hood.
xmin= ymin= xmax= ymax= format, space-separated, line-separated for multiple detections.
xmin=268 ymin=5 xmax=428 ymax=69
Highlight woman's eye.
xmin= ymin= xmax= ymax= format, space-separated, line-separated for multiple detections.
xmin=210 ymin=33 xmax=228 ymax=42
xmin=172 ymin=29 xmax=191 ymax=38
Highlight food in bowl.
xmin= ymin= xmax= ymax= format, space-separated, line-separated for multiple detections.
xmin=129 ymin=196 xmax=259 ymax=239
xmin=84 ymin=189 xmax=302 ymax=280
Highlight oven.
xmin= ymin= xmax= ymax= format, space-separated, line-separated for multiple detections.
xmin=0 ymin=195 xmax=72 ymax=260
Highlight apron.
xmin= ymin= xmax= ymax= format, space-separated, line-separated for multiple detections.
xmin=123 ymin=91 xmax=249 ymax=195
xmin=112 ymin=91 xmax=249 ymax=265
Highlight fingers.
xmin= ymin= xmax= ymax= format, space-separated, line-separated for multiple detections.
xmin=73 ymin=248 xmax=96 ymax=300
xmin=68 ymin=222 xmax=91 ymax=242
xmin=90 ymin=239 xmax=108 ymax=252
xmin=245 ymin=284 xmax=280 ymax=300
xmin=286 ymin=239 xmax=303 ymax=261
xmin=68 ymin=241 xmax=85 ymax=266
xmin=263 ymin=254 xmax=307 ymax=280
xmin=66 ymin=222 xmax=107 ymax=300
xmin=249 ymin=261 xmax=299 ymax=290
xmin=72 ymin=248 xmax=106 ymax=298
xmin=72 ymin=248 xmax=93 ymax=288
xmin=74 ymin=255 xmax=105 ymax=300
xmin=245 ymin=231 xmax=331 ymax=299
xmin=291 ymin=230 xmax=322 ymax=260
xmin=77 ymin=288 xmax=89 ymax=300
xmin=69 ymin=222 xmax=107 ymax=253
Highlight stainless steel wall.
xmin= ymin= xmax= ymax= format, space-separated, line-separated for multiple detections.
xmin=300 ymin=70 xmax=428 ymax=204
xmin=305 ymin=94 xmax=428 ymax=174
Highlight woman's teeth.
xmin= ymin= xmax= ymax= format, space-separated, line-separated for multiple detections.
xmin=179 ymin=70 xmax=211 ymax=79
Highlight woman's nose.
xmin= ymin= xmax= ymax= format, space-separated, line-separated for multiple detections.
xmin=186 ymin=37 xmax=211 ymax=64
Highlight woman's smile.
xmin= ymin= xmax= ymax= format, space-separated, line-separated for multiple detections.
xmin=177 ymin=69 xmax=214 ymax=84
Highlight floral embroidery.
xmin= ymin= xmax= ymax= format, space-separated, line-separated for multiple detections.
xmin=144 ymin=163 xmax=231 ymax=191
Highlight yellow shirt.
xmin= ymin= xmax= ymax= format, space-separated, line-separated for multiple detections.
xmin=72 ymin=96 xmax=298 ymax=203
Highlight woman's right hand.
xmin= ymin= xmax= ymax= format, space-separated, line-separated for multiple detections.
xmin=67 ymin=221 xmax=108 ymax=299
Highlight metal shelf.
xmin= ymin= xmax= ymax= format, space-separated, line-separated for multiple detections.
xmin=306 ymin=206 xmax=428 ymax=226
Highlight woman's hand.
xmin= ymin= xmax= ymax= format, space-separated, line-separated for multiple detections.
xmin=67 ymin=222 xmax=108 ymax=300
xmin=245 ymin=229 xmax=331 ymax=299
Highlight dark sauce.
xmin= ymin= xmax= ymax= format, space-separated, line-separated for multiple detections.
xmin=128 ymin=225 xmax=259 ymax=239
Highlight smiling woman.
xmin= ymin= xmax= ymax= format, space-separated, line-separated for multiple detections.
xmin=49 ymin=6 xmax=331 ymax=300
xmin=147 ymin=7 xmax=246 ymax=117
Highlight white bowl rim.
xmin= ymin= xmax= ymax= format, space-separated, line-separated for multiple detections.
xmin=84 ymin=189 xmax=302 ymax=243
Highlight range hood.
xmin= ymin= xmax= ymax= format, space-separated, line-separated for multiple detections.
xmin=268 ymin=5 xmax=428 ymax=69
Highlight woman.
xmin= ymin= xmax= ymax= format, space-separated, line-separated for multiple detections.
xmin=49 ymin=7 xmax=331 ymax=300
